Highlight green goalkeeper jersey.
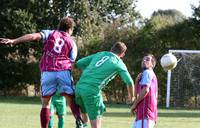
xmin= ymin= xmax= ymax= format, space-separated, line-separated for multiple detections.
xmin=76 ymin=51 xmax=133 ymax=93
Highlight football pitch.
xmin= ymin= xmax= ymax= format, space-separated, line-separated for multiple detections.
xmin=0 ymin=96 xmax=200 ymax=128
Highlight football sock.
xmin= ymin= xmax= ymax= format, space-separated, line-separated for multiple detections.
xmin=48 ymin=115 xmax=53 ymax=128
xmin=40 ymin=108 xmax=50 ymax=128
xmin=58 ymin=116 xmax=64 ymax=128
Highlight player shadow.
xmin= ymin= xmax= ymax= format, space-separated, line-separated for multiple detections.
xmin=158 ymin=111 xmax=200 ymax=118
xmin=103 ymin=111 xmax=200 ymax=118
xmin=101 ymin=103 xmax=133 ymax=117
xmin=104 ymin=103 xmax=130 ymax=108
xmin=103 ymin=111 xmax=132 ymax=117
xmin=66 ymin=111 xmax=132 ymax=118
xmin=0 ymin=96 xmax=40 ymax=104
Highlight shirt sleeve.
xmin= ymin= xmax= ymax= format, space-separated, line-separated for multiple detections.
xmin=40 ymin=30 xmax=52 ymax=43
xmin=76 ymin=54 xmax=96 ymax=70
xmin=139 ymin=70 xmax=153 ymax=87
xmin=69 ymin=41 xmax=78 ymax=62
xmin=118 ymin=62 xmax=134 ymax=86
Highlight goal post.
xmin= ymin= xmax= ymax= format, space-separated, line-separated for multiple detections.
xmin=166 ymin=50 xmax=200 ymax=108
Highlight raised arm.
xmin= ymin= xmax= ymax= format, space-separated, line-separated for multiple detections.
xmin=0 ymin=33 xmax=42 ymax=45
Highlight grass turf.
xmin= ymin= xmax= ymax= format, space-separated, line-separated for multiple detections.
xmin=0 ymin=96 xmax=200 ymax=128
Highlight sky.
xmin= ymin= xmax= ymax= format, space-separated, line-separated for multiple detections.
xmin=135 ymin=0 xmax=200 ymax=18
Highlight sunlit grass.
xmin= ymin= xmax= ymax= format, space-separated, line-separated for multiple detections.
xmin=0 ymin=97 xmax=199 ymax=128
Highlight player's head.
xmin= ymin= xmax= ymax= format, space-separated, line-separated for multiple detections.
xmin=58 ymin=16 xmax=75 ymax=35
xmin=142 ymin=54 xmax=156 ymax=69
xmin=110 ymin=42 xmax=127 ymax=58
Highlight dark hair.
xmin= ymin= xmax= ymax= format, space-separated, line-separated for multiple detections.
xmin=110 ymin=42 xmax=127 ymax=54
xmin=58 ymin=17 xmax=75 ymax=31
xmin=145 ymin=54 xmax=157 ymax=68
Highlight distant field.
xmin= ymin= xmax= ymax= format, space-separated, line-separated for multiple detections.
xmin=0 ymin=96 xmax=200 ymax=128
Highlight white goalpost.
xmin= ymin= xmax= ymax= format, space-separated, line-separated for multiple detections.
xmin=166 ymin=49 xmax=200 ymax=108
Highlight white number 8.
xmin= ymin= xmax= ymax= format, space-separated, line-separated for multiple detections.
xmin=53 ymin=38 xmax=65 ymax=53
xmin=95 ymin=56 xmax=109 ymax=67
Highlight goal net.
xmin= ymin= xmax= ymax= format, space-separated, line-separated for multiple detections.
xmin=166 ymin=50 xmax=200 ymax=108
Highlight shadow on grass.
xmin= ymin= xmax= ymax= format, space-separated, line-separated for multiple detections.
xmin=103 ymin=104 xmax=200 ymax=118
xmin=0 ymin=96 xmax=40 ymax=104
xmin=1 ymin=96 xmax=200 ymax=119
xmin=158 ymin=112 xmax=200 ymax=118
xmin=105 ymin=103 xmax=130 ymax=109
xmin=103 ymin=112 xmax=132 ymax=117
xmin=103 ymin=111 xmax=200 ymax=118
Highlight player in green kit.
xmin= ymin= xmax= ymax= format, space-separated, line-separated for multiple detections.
xmin=48 ymin=93 xmax=66 ymax=128
xmin=75 ymin=42 xmax=135 ymax=128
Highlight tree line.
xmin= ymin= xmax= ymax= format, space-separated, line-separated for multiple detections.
xmin=0 ymin=0 xmax=200 ymax=106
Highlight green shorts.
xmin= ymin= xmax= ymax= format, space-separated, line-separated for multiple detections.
xmin=50 ymin=96 xmax=66 ymax=116
xmin=75 ymin=88 xmax=106 ymax=120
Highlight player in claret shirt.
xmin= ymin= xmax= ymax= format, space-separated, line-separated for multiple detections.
xmin=131 ymin=54 xmax=158 ymax=128
xmin=0 ymin=16 xmax=83 ymax=128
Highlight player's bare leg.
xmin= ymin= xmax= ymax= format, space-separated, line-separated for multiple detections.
xmin=40 ymin=97 xmax=51 ymax=128
xmin=90 ymin=118 xmax=101 ymax=128
xmin=81 ymin=113 xmax=89 ymax=127
xmin=64 ymin=94 xmax=83 ymax=128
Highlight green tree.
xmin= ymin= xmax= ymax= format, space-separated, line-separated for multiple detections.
xmin=0 ymin=0 xmax=139 ymax=97
xmin=0 ymin=3 xmax=38 ymax=95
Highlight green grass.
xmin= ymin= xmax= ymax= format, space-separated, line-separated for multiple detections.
xmin=0 ymin=97 xmax=200 ymax=128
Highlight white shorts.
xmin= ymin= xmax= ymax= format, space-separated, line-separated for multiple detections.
xmin=132 ymin=119 xmax=155 ymax=128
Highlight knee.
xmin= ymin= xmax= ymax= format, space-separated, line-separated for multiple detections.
xmin=64 ymin=95 xmax=74 ymax=103
xmin=82 ymin=114 xmax=89 ymax=123
xmin=58 ymin=115 xmax=64 ymax=119
xmin=41 ymin=97 xmax=51 ymax=108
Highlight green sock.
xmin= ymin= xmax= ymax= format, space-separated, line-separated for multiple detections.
xmin=58 ymin=117 xmax=64 ymax=128
xmin=48 ymin=116 xmax=53 ymax=128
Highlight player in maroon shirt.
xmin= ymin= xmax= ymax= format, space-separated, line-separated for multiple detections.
xmin=0 ymin=17 xmax=83 ymax=128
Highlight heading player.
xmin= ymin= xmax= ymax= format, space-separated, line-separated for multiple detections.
xmin=131 ymin=54 xmax=158 ymax=128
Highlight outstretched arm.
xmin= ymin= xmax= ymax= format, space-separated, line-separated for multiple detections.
xmin=0 ymin=33 xmax=42 ymax=45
